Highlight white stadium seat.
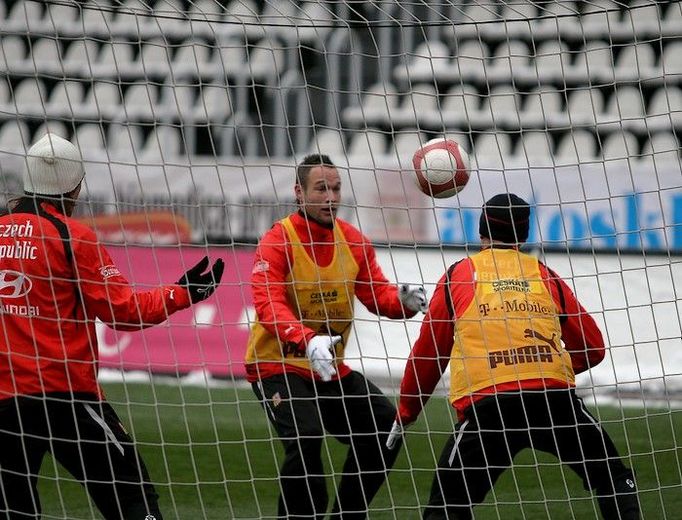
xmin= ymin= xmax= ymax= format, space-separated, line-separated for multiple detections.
xmin=107 ymin=123 xmax=145 ymax=156
xmin=84 ymin=81 xmax=123 ymax=121
xmin=647 ymin=86 xmax=682 ymax=128
xmin=28 ymin=38 xmax=63 ymax=75
xmin=34 ymin=121 xmax=69 ymax=139
xmin=347 ymin=131 xmax=387 ymax=158
xmin=0 ymin=36 xmax=27 ymax=73
xmin=474 ymin=132 xmax=512 ymax=169
xmin=601 ymin=131 xmax=639 ymax=160
xmin=567 ymin=88 xmax=605 ymax=126
xmin=74 ymin=123 xmax=106 ymax=151
xmin=308 ymin=128 xmax=346 ymax=158
xmin=12 ymin=78 xmax=46 ymax=117
xmin=556 ymin=130 xmax=599 ymax=165
xmin=601 ymin=86 xmax=646 ymax=124
xmin=661 ymin=41 xmax=682 ymax=75
xmin=455 ymin=40 xmax=488 ymax=79
xmin=480 ymin=85 xmax=521 ymax=127
xmin=344 ymin=82 xmax=400 ymax=127
xmin=404 ymin=40 xmax=452 ymax=81
xmin=522 ymin=87 xmax=564 ymax=127
xmin=517 ymin=131 xmax=554 ymax=167
xmin=0 ymin=120 xmax=31 ymax=152
xmin=122 ymin=84 xmax=159 ymax=120
xmin=194 ymin=84 xmax=233 ymax=124
xmin=48 ymin=80 xmax=86 ymax=118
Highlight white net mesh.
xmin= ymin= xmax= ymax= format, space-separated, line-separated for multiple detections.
xmin=0 ymin=0 xmax=680 ymax=518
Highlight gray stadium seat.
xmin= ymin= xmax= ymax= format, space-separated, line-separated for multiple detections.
xmin=308 ymin=128 xmax=346 ymax=159
xmin=84 ymin=81 xmax=123 ymax=121
xmin=151 ymin=0 xmax=186 ymax=37
xmin=647 ymin=86 xmax=682 ymax=129
xmin=664 ymin=2 xmax=682 ymax=33
xmin=517 ymin=131 xmax=554 ymax=167
xmin=500 ymin=2 xmax=537 ymax=37
xmin=567 ymin=88 xmax=605 ymax=126
xmin=440 ymin=84 xmax=480 ymax=127
xmin=94 ymin=42 xmax=135 ymax=77
xmin=6 ymin=0 xmax=45 ymax=32
xmin=394 ymin=84 xmax=439 ymax=127
xmin=571 ymin=41 xmax=615 ymax=83
xmin=343 ymin=82 xmax=400 ymax=127
xmin=63 ymin=40 xmax=99 ymax=76
xmin=403 ymin=40 xmax=452 ymax=82
xmin=533 ymin=40 xmax=570 ymax=81
xmin=48 ymin=80 xmax=86 ymax=118
xmin=347 ymin=131 xmax=387 ymax=158
xmin=45 ymin=0 xmax=80 ymax=33
xmin=641 ymin=132 xmax=680 ymax=168
xmin=113 ymin=0 xmax=154 ymax=36
xmin=226 ymin=0 xmax=263 ymax=39
xmin=582 ymin=0 xmax=623 ymax=33
xmin=534 ymin=1 xmax=581 ymax=37
xmin=521 ymin=87 xmax=564 ymax=128
xmin=107 ymin=123 xmax=145 ymax=157
xmin=188 ymin=0 xmax=224 ymax=38
xmin=480 ymin=85 xmax=521 ymax=128
xmin=247 ymin=40 xmax=286 ymax=82
xmin=194 ymin=84 xmax=233 ymax=124
xmin=392 ymin=131 xmax=426 ymax=158
xmin=28 ymin=38 xmax=63 ymax=75
xmin=622 ymin=0 xmax=662 ymax=35
xmin=0 ymin=120 xmax=31 ymax=153
xmin=160 ymin=83 xmax=198 ymax=122
xmin=137 ymin=39 xmax=173 ymax=77
xmin=488 ymin=40 xmax=530 ymax=81
xmin=142 ymin=125 xmax=183 ymax=160
xmin=12 ymin=78 xmax=46 ymax=117
xmin=616 ymin=43 xmax=657 ymax=81
xmin=74 ymin=123 xmax=106 ymax=151
xmin=661 ymin=41 xmax=682 ymax=75
xmin=455 ymin=39 xmax=488 ymax=81
xmin=555 ymin=130 xmax=598 ymax=165
xmin=474 ymin=132 xmax=512 ymax=170
xmin=601 ymin=131 xmax=639 ymax=160
xmin=0 ymin=36 xmax=27 ymax=74
xmin=34 ymin=121 xmax=69 ymax=139
xmin=123 ymin=84 xmax=159 ymax=120
xmin=82 ymin=0 xmax=115 ymax=34
xmin=297 ymin=1 xmax=334 ymax=44
xmin=601 ymin=86 xmax=646 ymax=126
xmin=172 ymin=43 xmax=212 ymax=78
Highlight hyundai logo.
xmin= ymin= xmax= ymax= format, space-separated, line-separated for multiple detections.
xmin=0 ymin=270 xmax=33 ymax=298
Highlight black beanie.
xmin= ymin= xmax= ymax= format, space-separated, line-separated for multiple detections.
xmin=479 ymin=193 xmax=530 ymax=244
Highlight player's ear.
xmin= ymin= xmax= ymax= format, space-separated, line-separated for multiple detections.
xmin=294 ymin=183 xmax=303 ymax=204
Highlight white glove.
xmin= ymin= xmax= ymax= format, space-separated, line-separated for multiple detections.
xmin=386 ymin=420 xmax=405 ymax=450
xmin=399 ymin=284 xmax=428 ymax=313
xmin=306 ymin=335 xmax=342 ymax=382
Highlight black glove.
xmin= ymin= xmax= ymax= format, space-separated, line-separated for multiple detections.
xmin=177 ymin=256 xmax=225 ymax=303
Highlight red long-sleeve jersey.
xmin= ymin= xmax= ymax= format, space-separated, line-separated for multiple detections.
xmin=397 ymin=254 xmax=605 ymax=424
xmin=247 ymin=211 xmax=416 ymax=382
xmin=0 ymin=201 xmax=191 ymax=400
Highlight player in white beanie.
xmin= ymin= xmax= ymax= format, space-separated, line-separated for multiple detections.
xmin=24 ymin=133 xmax=85 ymax=197
xmin=0 ymin=132 xmax=225 ymax=519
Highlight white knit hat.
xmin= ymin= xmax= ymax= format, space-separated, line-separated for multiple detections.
xmin=24 ymin=133 xmax=85 ymax=196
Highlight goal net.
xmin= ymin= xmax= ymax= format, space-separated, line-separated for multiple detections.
xmin=0 ymin=0 xmax=680 ymax=518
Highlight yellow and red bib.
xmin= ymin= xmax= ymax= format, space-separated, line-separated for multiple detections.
xmin=449 ymin=248 xmax=575 ymax=403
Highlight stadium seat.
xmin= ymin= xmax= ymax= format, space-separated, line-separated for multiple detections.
xmin=172 ymin=42 xmax=212 ymax=78
xmin=457 ymin=1 xmax=499 ymax=38
xmin=454 ymin=39 xmax=488 ymax=81
xmin=601 ymin=86 xmax=646 ymax=126
xmin=63 ymin=40 xmax=99 ymax=76
xmin=45 ymin=0 xmax=80 ymax=33
xmin=107 ymin=123 xmax=145 ymax=157
xmin=12 ymin=78 xmax=46 ymax=117
xmin=48 ymin=80 xmax=86 ymax=118
xmin=194 ymin=84 xmax=233 ymax=124
xmin=74 ymin=123 xmax=106 ymax=151
xmin=122 ymin=83 xmax=159 ymax=120
xmin=572 ymin=41 xmax=615 ymax=83
xmin=160 ymin=83 xmax=198 ymax=122
xmin=521 ymin=87 xmax=564 ymax=128
xmin=615 ymin=42 xmax=657 ymax=81
xmin=392 ymin=131 xmax=427 ymax=159
xmin=488 ymin=40 xmax=530 ymax=81
xmin=28 ymin=38 xmax=63 ymax=76
xmin=0 ymin=36 xmax=27 ymax=73
xmin=622 ymin=0 xmax=662 ymax=35
xmin=113 ymin=0 xmax=154 ymax=36
xmin=82 ymin=0 xmax=115 ymax=34
xmin=440 ymin=84 xmax=481 ymax=127
xmin=474 ymin=132 xmax=512 ymax=169
xmin=0 ymin=120 xmax=31 ymax=152
xmin=137 ymin=38 xmax=173 ymax=78
xmin=34 ymin=121 xmax=69 ymax=139
xmin=343 ymin=82 xmax=400 ymax=127
xmin=500 ymin=2 xmax=537 ymax=37
xmin=403 ymin=40 xmax=452 ymax=82
xmin=641 ymin=132 xmax=680 ymax=168
xmin=347 ymin=131 xmax=387 ymax=158
xmin=94 ymin=42 xmax=136 ymax=77
xmin=534 ymin=1 xmax=581 ymax=37
xmin=601 ymin=131 xmax=639 ymax=160
xmin=151 ymin=0 xmax=186 ymax=37
xmin=663 ymin=1 xmax=682 ymax=33
xmin=6 ymin=0 xmax=45 ymax=32
xmin=308 ymin=128 xmax=346 ymax=158
xmin=395 ymin=84 xmax=440 ymax=127
xmin=647 ymin=86 xmax=682 ymax=129
xmin=142 ymin=125 xmax=184 ymax=159
xmin=533 ymin=40 xmax=570 ymax=81
xmin=84 ymin=81 xmax=123 ymax=121
xmin=567 ymin=88 xmax=605 ymax=126
xmin=296 ymin=1 xmax=334 ymax=45
xmin=247 ymin=40 xmax=286 ymax=82
xmin=188 ymin=0 xmax=223 ymax=37
xmin=582 ymin=0 xmax=623 ymax=35
xmin=480 ymin=85 xmax=521 ymax=128
xmin=555 ymin=130 xmax=599 ymax=165
xmin=226 ymin=0 xmax=264 ymax=39
xmin=661 ymin=41 xmax=682 ymax=75
xmin=0 ymin=77 xmax=10 ymax=110
xmin=517 ymin=131 xmax=554 ymax=167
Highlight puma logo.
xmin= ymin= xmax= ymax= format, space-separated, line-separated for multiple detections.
xmin=523 ymin=328 xmax=561 ymax=354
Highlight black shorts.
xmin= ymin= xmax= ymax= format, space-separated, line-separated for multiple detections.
xmin=0 ymin=393 xmax=162 ymax=520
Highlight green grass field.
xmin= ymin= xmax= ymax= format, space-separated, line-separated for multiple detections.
xmin=36 ymin=383 xmax=681 ymax=519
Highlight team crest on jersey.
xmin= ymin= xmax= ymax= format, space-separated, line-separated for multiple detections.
xmin=253 ymin=260 xmax=269 ymax=274
xmin=99 ymin=265 xmax=121 ymax=279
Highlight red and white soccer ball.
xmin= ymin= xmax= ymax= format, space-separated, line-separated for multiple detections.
xmin=412 ymin=138 xmax=471 ymax=198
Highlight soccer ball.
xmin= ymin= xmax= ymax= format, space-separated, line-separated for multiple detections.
xmin=412 ymin=138 xmax=471 ymax=198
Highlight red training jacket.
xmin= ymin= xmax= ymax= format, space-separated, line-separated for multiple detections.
xmin=397 ymin=252 xmax=605 ymax=424
xmin=247 ymin=211 xmax=416 ymax=382
xmin=0 ymin=201 xmax=191 ymax=400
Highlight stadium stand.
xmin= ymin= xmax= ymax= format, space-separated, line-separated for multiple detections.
xmin=0 ymin=0 xmax=678 ymax=164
